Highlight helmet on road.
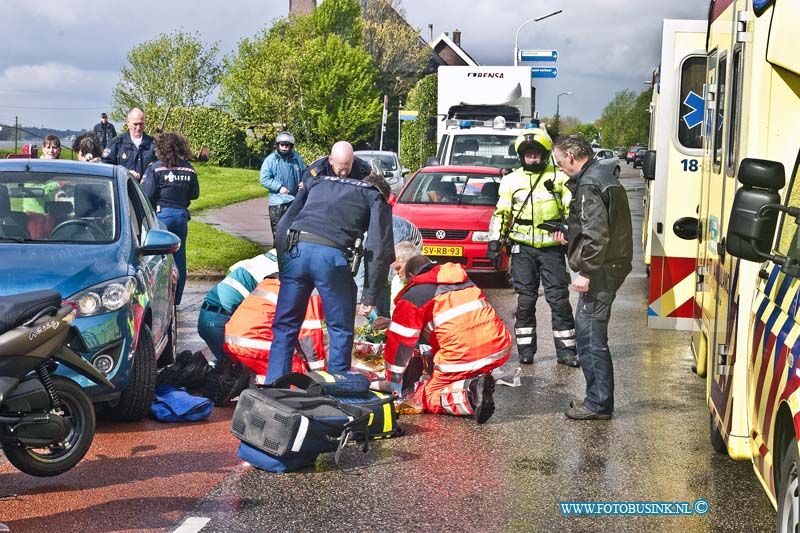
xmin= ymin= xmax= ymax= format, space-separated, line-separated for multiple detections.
xmin=515 ymin=128 xmax=552 ymax=173
xmin=275 ymin=131 xmax=295 ymax=156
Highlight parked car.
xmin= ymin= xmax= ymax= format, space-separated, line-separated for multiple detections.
xmin=354 ymin=150 xmax=409 ymax=195
xmin=0 ymin=159 xmax=180 ymax=421
xmin=626 ymin=144 xmax=646 ymax=164
xmin=633 ymin=147 xmax=648 ymax=168
xmin=593 ymin=148 xmax=621 ymax=177
xmin=390 ymin=165 xmax=510 ymax=285
xmin=613 ymin=146 xmax=627 ymax=159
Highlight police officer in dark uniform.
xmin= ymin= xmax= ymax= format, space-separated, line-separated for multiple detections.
xmin=140 ymin=132 xmax=200 ymax=305
xmin=265 ymin=141 xmax=395 ymax=384
xmin=102 ymin=107 xmax=156 ymax=181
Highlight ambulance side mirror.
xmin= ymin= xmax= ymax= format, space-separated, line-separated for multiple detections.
xmin=642 ymin=150 xmax=656 ymax=180
xmin=726 ymin=158 xmax=786 ymax=263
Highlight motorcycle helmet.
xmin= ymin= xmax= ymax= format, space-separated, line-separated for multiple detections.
xmin=275 ymin=131 xmax=295 ymax=156
xmin=515 ymin=128 xmax=552 ymax=173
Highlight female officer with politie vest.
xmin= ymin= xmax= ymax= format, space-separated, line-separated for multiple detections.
xmin=487 ymin=128 xmax=579 ymax=368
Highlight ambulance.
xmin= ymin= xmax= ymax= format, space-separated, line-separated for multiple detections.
xmin=431 ymin=66 xmax=537 ymax=169
xmin=642 ymin=19 xmax=706 ymax=332
xmin=673 ymin=0 xmax=800 ymax=523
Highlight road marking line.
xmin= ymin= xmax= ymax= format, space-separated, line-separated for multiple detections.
xmin=173 ymin=516 xmax=210 ymax=533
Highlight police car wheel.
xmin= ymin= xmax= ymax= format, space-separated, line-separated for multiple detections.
xmin=777 ymin=436 xmax=800 ymax=532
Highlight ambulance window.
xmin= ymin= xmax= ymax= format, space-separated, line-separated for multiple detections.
xmin=677 ymin=55 xmax=705 ymax=150
xmin=776 ymin=153 xmax=800 ymax=260
xmin=713 ymin=54 xmax=727 ymax=172
xmin=726 ymin=45 xmax=743 ymax=177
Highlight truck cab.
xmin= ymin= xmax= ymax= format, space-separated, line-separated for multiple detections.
xmin=431 ymin=116 xmax=529 ymax=170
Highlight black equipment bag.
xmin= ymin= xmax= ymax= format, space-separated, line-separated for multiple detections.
xmin=230 ymin=386 xmax=371 ymax=459
xmin=273 ymin=372 xmax=402 ymax=439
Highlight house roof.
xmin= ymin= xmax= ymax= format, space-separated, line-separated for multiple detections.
xmin=429 ymin=33 xmax=479 ymax=66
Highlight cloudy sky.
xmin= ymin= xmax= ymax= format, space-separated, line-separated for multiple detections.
xmin=0 ymin=0 xmax=702 ymax=132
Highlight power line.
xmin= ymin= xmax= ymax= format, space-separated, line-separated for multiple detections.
xmin=0 ymin=104 xmax=109 ymax=110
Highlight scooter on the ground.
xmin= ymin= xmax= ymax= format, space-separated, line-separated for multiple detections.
xmin=0 ymin=289 xmax=113 ymax=477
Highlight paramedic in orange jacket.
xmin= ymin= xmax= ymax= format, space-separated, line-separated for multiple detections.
xmin=383 ymin=255 xmax=511 ymax=423
xmin=224 ymin=276 xmax=326 ymax=384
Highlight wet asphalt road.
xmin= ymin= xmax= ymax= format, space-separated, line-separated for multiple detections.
xmin=0 ymin=163 xmax=777 ymax=532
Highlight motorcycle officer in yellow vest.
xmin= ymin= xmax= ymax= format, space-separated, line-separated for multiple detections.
xmin=487 ymin=128 xmax=579 ymax=367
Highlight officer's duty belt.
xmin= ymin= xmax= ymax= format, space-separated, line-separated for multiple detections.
xmin=297 ymin=231 xmax=348 ymax=254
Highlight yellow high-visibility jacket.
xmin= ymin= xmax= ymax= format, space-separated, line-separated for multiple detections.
xmin=488 ymin=163 xmax=571 ymax=248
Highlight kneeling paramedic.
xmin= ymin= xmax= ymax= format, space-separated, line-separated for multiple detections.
xmin=224 ymin=274 xmax=326 ymax=384
xmin=383 ymin=255 xmax=511 ymax=423
xmin=266 ymin=141 xmax=394 ymax=384
xmin=487 ymin=128 xmax=578 ymax=367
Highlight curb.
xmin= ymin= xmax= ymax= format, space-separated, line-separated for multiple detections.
xmin=187 ymin=270 xmax=226 ymax=282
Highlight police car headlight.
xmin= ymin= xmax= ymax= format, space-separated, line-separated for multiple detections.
xmin=66 ymin=277 xmax=137 ymax=317
xmin=472 ymin=231 xmax=490 ymax=242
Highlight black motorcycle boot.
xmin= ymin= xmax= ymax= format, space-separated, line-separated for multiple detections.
xmin=556 ymin=352 xmax=580 ymax=367
xmin=467 ymin=374 xmax=496 ymax=424
xmin=518 ymin=347 xmax=535 ymax=365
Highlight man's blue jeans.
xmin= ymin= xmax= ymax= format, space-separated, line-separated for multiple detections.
xmin=157 ymin=207 xmax=189 ymax=304
xmin=575 ymin=270 xmax=625 ymax=414
xmin=197 ymin=306 xmax=230 ymax=363
xmin=266 ymin=242 xmax=356 ymax=383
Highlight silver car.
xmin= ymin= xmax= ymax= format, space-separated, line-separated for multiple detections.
xmin=354 ymin=150 xmax=409 ymax=196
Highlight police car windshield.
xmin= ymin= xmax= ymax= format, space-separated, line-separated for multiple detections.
xmin=0 ymin=172 xmax=117 ymax=243
xmin=451 ymin=134 xmax=518 ymax=169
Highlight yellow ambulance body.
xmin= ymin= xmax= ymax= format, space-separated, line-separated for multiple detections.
xmin=685 ymin=0 xmax=800 ymax=517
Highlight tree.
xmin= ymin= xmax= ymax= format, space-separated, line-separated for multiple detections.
xmin=360 ymin=0 xmax=430 ymax=148
xmin=220 ymin=0 xmax=381 ymax=153
xmin=597 ymin=88 xmax=652 ymax=148
xmin=399 ymin=73 xmax=437 ymax=172
xmin=112 ymin=31 xmax=222 ymax=124
xmin=564 ymin=123 xmax=601 ymax=144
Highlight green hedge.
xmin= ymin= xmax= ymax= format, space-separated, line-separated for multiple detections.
xmin=399 ymin=73 xmax=437 ymax=173
xmin=146 ymin=106 xmax=246 ymax=167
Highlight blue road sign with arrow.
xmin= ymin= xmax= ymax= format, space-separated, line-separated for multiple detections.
xmin=682 ymin=91 xmax=704 ymax=129
xmin=531 ymin=67 xmax=558 ymax=79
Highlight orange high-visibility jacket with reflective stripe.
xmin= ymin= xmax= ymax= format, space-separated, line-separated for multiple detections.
xmin=384 ymin=262 xmax=511 ymax=386
xmin=224 ymin=277 xmax=326 ymax=375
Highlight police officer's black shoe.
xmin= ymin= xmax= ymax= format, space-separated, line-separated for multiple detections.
xmin=469 ymin=374 xmax=496 ymax=424
xmin=557 ymin=353 xmax=580 ymax=367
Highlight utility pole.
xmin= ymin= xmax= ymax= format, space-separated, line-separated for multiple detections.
xmin=397 ymin=98 xmax=403 ymax=161
xmin=14 ymin=116 xmax=18 ymax=153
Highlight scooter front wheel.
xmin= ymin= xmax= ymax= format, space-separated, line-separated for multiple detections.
xmin=2 ymin=376 xmax=96 ymax=477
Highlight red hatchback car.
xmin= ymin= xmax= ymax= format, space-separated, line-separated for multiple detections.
xmin=390 ymin=165 xmax=510 ymax=283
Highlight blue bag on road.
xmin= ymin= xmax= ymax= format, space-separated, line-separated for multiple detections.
xmin=151 ymin=385 xmax=214 ymax=422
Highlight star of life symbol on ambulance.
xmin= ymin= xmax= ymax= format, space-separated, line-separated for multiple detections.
xmin=682 ymin=91 xmax=704 ymax=129
xmin=435 ymin=230 xmax=447 ymax=240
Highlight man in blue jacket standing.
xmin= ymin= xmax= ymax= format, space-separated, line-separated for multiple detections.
xmin=259 ymin=131 xmax=306 ymax=241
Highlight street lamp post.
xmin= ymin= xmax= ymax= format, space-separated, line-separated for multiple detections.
xmin=554 ymin=91 xmax=573 ymax=135
xmin=556 ymin=91 xmax=573 ymax=121
xmin=513 ymin=10 xmax=563 ymax=66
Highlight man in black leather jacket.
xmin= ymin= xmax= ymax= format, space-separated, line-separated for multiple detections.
xmin=552 ymin=134 xmax=633 ymax=420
